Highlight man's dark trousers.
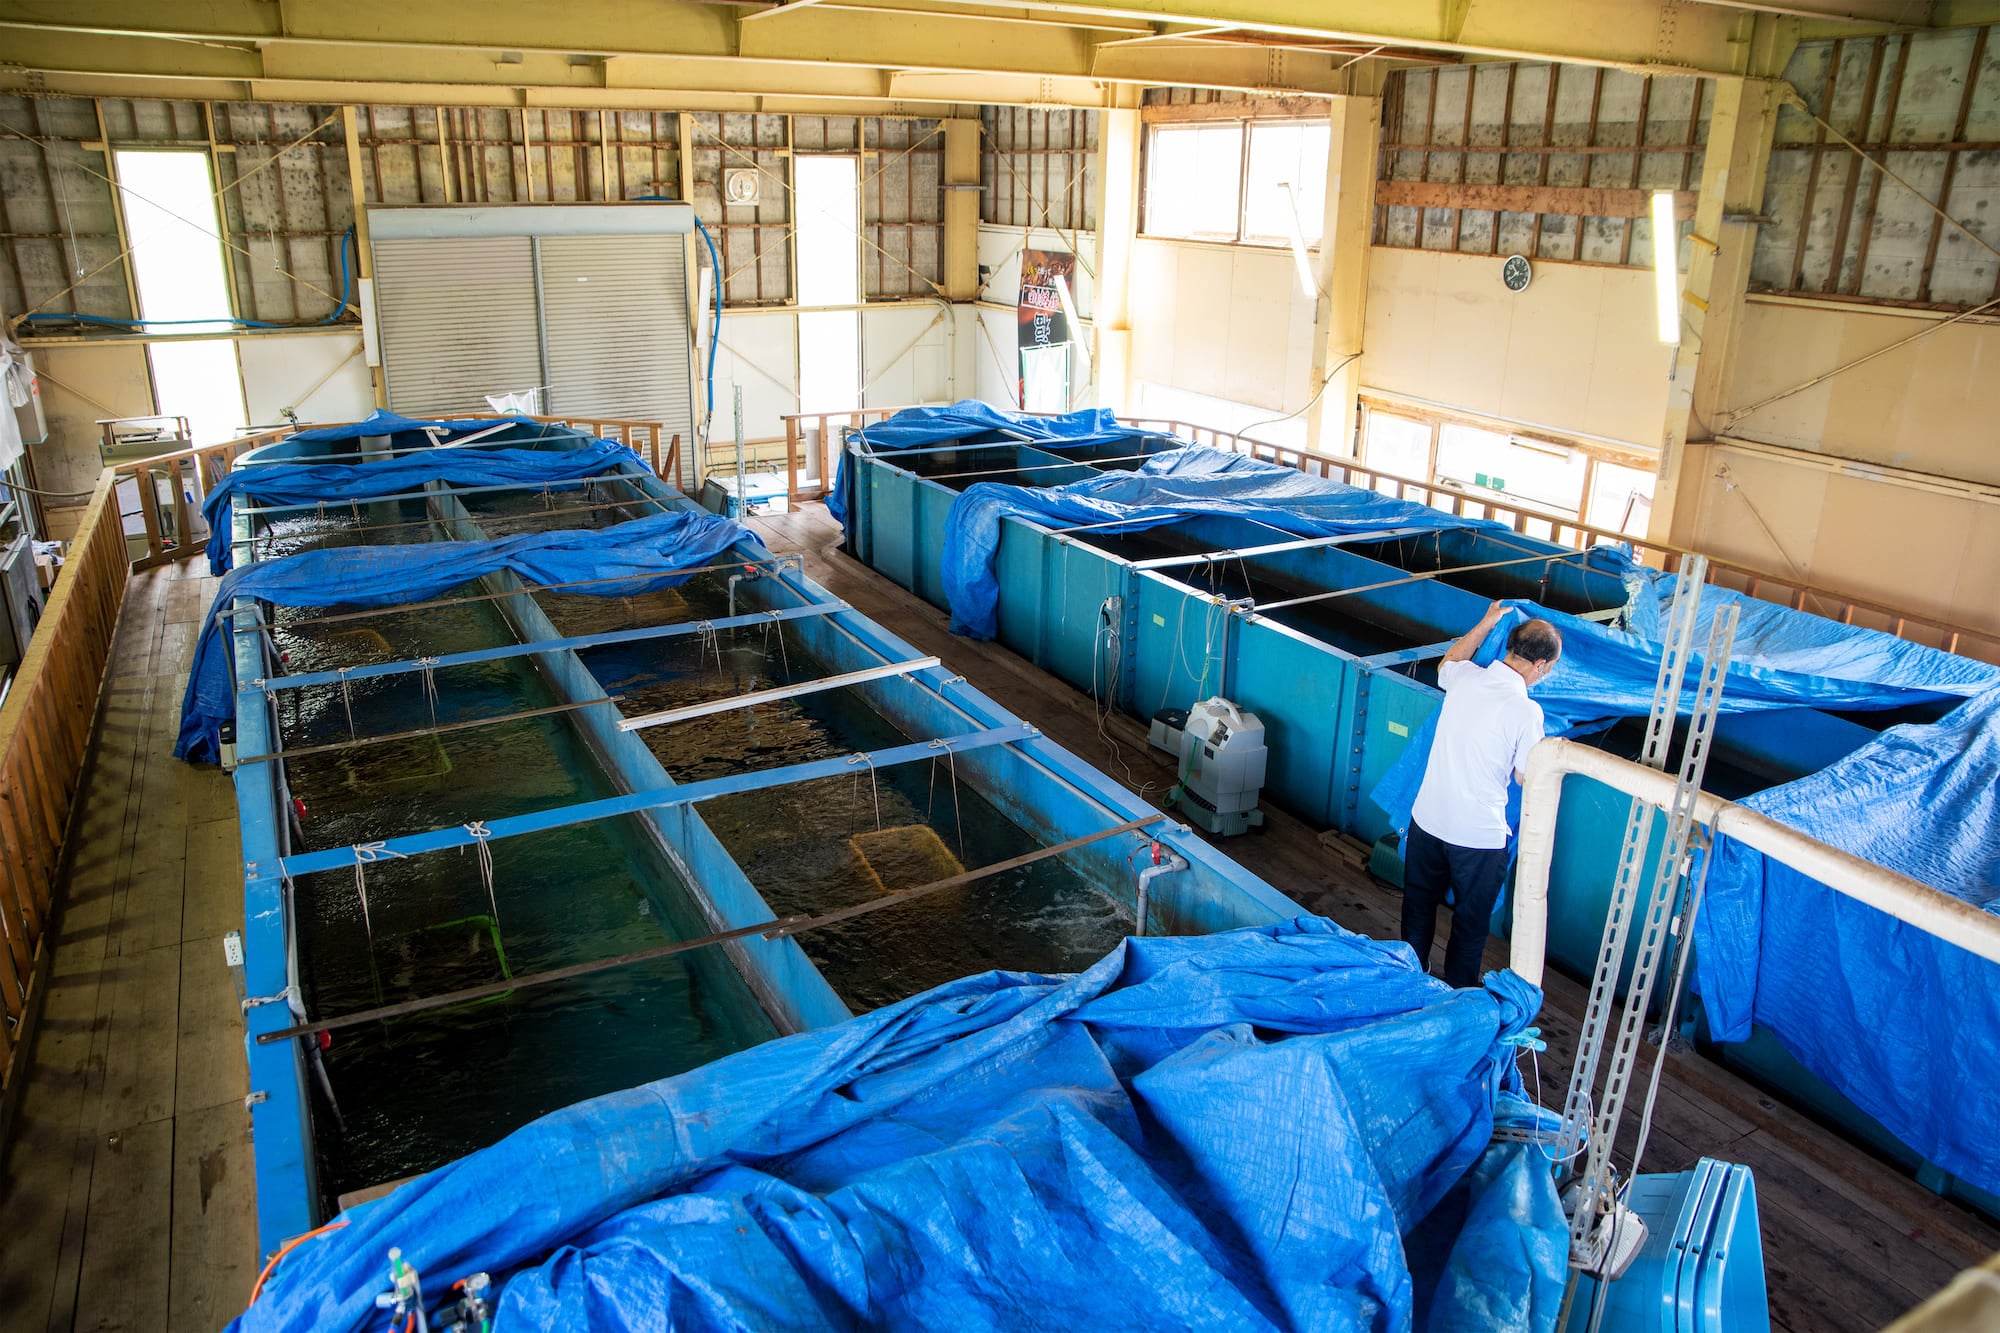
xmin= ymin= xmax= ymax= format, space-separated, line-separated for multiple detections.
xmin=1399 ymin=820 xmax=1509 ymax=988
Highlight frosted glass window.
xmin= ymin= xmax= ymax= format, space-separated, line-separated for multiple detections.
xmin=1241 ymin=123 xmax=1329 ymax=246
xmin=1587 ymin=461 xmax=1656 ymax=537
xmin=1435 ymin=424 xmax=1588 ymax=515
xmin=1143 ymin=125 xmax=1245 ymax=241
xmin=1363 ymin=412 xmax=1431 ymax=484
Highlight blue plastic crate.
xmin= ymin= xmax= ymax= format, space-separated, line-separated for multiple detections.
xmin=1568 ymin=1158 xmax=1768 ymax=1333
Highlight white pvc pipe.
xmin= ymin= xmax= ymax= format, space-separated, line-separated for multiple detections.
xmin=616 ymin=656 xmax=941 ymax=732
xmin=1134 ymin=853 xmax=1188 ymax=938
xmin=1508 ymin=737 xmax=2000 ymax=989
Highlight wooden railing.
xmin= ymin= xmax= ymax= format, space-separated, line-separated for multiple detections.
xmin=111 ymin=415 xmax=681 ymax=571
xmin=114 ymin=432 xmax=284 ymax=571
xmin=780 ymin=406 xmax=908 ymax=504
xmin=787 ymin=403 xmax=1996 ymax=661
xmin=0 ymin=471 xmax=129 ymax=1101
xmin=1122 ymin=419 xmax=2000 ymax=661
xmin=525 ymin=416 xmax=682 ymax=492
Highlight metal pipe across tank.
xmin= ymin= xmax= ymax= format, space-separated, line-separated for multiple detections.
xmin=256 ymin=813 xmax=1168 ymax=1044
xmin=616 ymin=656 xmax=943 ymax=732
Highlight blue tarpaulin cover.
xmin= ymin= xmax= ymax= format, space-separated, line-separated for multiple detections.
xmin=828 ymin=400 xmax=1156 ymax=526
xmin=282 ymin=410 xmax=560 ymax=447
xmin=939 ymin=449 xmax=1617 ymax=639
xmin=1694 ymin=687 xmax=2000 ymax=1196
xmin=1626 ymin=574 xmax=2000 ymax=700
xmin=201 ymin=437 xmax=642 ymax=573
xmin=176 ymin=510 xmax=747 ymax=763
xmin=1365 ymin=601 xmax=2000 ymax=849
xmin=232 ymin=919 xmax=1566 ymax=1333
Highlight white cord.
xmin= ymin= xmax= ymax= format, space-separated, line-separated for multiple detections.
xmin=1231 ymin=352 xmax=1361 ymax=444
xmin=1090 ymin=600 xmax=1156 ymax=799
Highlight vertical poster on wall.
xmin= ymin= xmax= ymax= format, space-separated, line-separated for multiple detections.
xmin=1017 ymin=249 xmax=1074 ymax=414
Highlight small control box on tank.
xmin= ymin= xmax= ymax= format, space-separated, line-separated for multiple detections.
xmin=1149 ymin=697 xmax=1268 ymax=837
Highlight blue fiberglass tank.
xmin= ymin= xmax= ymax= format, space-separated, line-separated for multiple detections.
xmin=838 ymin=403 xmax=2000 ymax=1223
xmin=212 ymin=415 xmax=1311 ymax=1254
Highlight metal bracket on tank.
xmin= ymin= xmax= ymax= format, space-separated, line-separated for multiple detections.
xmin=1341 ymin=671 xmax=1372 ymax=834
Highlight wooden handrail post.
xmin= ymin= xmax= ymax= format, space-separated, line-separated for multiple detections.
xmin=786 ymin=416 xmax=800 ymax=505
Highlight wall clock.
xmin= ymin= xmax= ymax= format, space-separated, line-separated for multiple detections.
xmin=1502 ymin=254 xmax=1532 ymax=292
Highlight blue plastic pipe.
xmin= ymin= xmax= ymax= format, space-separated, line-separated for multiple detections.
xmin=22 ymin=225 xmax=358 ymax=331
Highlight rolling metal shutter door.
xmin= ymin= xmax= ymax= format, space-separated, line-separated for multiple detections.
xmin=539 ymin=235 xmax=697 ymax=489
xmin=372 ymin=236 xmax=543 ymax=418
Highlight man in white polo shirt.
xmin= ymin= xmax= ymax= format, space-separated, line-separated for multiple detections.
xmin=1400 ymin=601 xmax=1563 ymax=987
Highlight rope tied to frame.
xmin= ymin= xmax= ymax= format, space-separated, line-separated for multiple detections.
xmin=763 ymin=611 xmax=791 ymax=678
xmin=464 ymin=820 xmax=499 ymax=923
xmin=415 ymin=656 xmax=441 ymax=728
xmin=926 ymin=738 xmax=967 ymax=859
xmin=337 ymin=666 xmax=356 ymax=738
xmin=351 ymin=841 xmax=408 ymax=940
xmin=846 ymin=752 xmax=883 ymax=833
xmin=695 ymin=621 xmax=721 ymax=674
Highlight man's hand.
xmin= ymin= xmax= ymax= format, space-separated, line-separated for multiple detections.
xmin=1443 ymin=601 xmax=1509 ymax=666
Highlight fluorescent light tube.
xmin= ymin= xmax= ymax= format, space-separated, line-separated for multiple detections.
xmin=1652 ymin=190 xmax=1681 ymax=345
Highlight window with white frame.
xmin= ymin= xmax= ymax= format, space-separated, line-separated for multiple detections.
xmin=1360 ymin=405 xmax=1656 ymax=537
xmin=1143 ymin=121 xmax=1330 ymax=247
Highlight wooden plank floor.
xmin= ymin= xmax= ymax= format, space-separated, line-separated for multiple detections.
xmin=745 ymin=502 xmax=2000 ymax=1332
xmin=0 ymin=564 xmax=255 ymax=1333
xmin=2 ymin=512 xmax=1993 ymax=1332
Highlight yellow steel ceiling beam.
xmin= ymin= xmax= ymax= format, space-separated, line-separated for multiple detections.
xmin=0 ymin=20 xmax=1381 ymax=108
xmin=0 ymin=0 xmax=1985 ymax=107
xmin=0 ymin=0 xmax=1789 ymax=77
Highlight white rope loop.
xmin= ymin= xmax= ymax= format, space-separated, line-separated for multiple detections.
xmin=845 ymin=752 xmax=883 ymax=832
xmin=465 ymin=820 xmax=499 ymax=922
xmin=350 ymin=840 xmax=406 ymax=939
xmin=416 ymin=655 xmax=441 ymax=728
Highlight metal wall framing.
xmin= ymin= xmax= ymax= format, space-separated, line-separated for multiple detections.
xmin=979 ymin=107 xmax=1098 ymax=234
xmin=688 ymin=112 xmax=793 ymax=306
xmin=1752 ymin=25 xmax=2000 ymax=310
xmin=0 ymin=95 xmax=133 ymax=324
xmin=1375 ymin=63 xmax=1713 ymax=267
xmin=790 ymin=114 xmax=946 ymax=301
xmin=0 ymin=97 xmax=961 ymax=325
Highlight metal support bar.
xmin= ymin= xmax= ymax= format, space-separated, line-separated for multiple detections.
xmin=233 ymin=698 xmax=617 ymax=766
xmin=616 ymin=656 xmax=945 ymax=732
xmin=255 ymin=810 xmax=1163 ymax=1045
xmin=244 ymin=603 xmax=845 ymax=697
xmin=230 ymin=426 xmax=584 ymax=465
xmin=1553 ymin=556 xmax=1707 ymax=1167
xmin=276 ymin=723 xmax=1035 ymax=879
xmin=1568 ymin=603 xmax=1736 ymax=1284
xmin=915 ymin=451 xmax=1162 ymax=482
xmin=256 ymin=493 xmax=668 ymax=544
xmin=1361 ymin=638 xmax=1459 ymax=668
xmin=1127 ymin=527 xmax=1439 ymax=571
xmin=236 ymin=469 xmax=635 ymax=517
xmin=227 ymin=556 xmax=802 ymax=633
xmin=1047 ymin=512 xmax=1305 ymax=545
xmin=1252 ymin=549 xmax=1597 ymax=615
